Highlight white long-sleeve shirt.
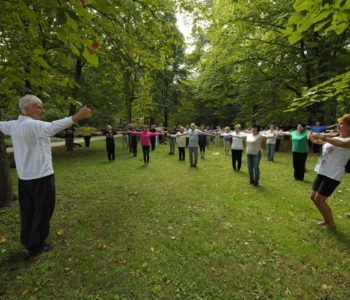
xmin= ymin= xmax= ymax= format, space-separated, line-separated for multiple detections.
xmin=0 ymin=115 xmax=73 ymax=180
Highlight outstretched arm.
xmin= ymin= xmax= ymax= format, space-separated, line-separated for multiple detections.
xmin=311 ymin=134 xmax=350 ymax=148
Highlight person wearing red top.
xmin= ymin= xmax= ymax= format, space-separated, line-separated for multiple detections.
xmin=130 ymin=125 xmax=164 ymax=165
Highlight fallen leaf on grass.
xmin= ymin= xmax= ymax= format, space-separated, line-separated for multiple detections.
xmin=321 ymin=284 xmax=330 ymax=290
xmin=288 ymin=211 xmax=295 ymax=217
xmin=97 ymin=243 xmax=108 ymax=250
xmin=116 ymin=258 xmax=127 ymax=265
xmin=258 ymin=260 xmax=267 ymax=266
xmin=21 ymin=289 xmax=29 ymax=296
xmin=0 ymin=236 xmax=6 ymax=244
xmin=56 ymin=229 xmax=64 ymax=236
xmin=170 ymin=236 xmax=177 ymax=240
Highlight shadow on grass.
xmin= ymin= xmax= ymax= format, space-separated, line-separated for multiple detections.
xmin=0 ymin=249 xmax=34 ymax=276
xmin=329 ymin=229 xmax=350 ymax=251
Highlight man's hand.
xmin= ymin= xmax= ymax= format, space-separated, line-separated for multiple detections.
xmin=72 ymin=107 xmax=92 ymax=122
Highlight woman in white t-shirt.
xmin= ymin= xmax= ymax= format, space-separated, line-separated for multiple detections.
xmin=309 ymin=114 xmax=350 ymax=229
xmin=225 ymin=124 xmax=247 ymax=171
xmin=245 ymin=124 xmax=266 ymax=186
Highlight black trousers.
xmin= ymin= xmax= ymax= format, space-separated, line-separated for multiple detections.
xmin=131 ymin=137 xmax=138 ymax=157
xmin=312 ymin=143 xmax=320 ymax=154
xmin=150 ymin=136 xmax=156 ymax=151
xmin=275 ymin=139 xmax=281 ymax=152
xmin=231 ymin=149 xmax=243 ymax=171
xmin=142 ymin=145 xmax=150 ymax=163
xmin=84 ymin=136 xmax=91 ymax=147
xmin=178 ymin=147 xmax=185 ymax=161
xmin=106 ymin=141 xmax=115 ymax=160
xmin=18 ymin=175 xmax=55 ymax=251
xmin=293 ymin=152 xmax=307 ymax=180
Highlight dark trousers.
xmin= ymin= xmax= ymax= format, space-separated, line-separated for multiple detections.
xmin=18 ymin=175 xmax=55 ymax=251
xmin=150 ymin=136 xmax=156 ymax=151
xmin=312 ymin=143 xmax=320 ymax=154
xmin=345 ymin=159 xmax=350 ymax=173
xmin=142 ymin=145 xmax=150 ymax=163
xmin=231 ymin=149 xmax=243 ymax=171
xmin=131 ymin=137 xmax=138 ymax=157
xmin=106 ymin=141 xmax=115 ymax=160
xmin=178 ymin=147 xmax=185 ymax=161
xmin=275 ymin=139 xmax=281 ymax=152
xmin=199 ymin=145 xmax=206 ymax=153
xmin=293 ymin=152 xmax=307 ymax=180
xmin=83 ymin=136 xmax=91 ymax=147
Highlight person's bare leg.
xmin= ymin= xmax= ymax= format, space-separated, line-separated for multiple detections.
xmin=311 ymin=192 xmax=336 ymax=229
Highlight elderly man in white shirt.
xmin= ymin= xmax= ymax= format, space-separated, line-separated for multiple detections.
xmin=0 ymin=95 xmax=91 ymax=258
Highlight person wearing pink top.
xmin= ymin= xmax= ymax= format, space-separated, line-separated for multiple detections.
xmin=130 ymin=125 xmax=164 ymax=165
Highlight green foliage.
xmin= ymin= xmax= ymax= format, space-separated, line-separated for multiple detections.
xmin=285 ymin=0 xmax=350 ymax=44
xmin=284 ymin=0 xmax=350 ymax=112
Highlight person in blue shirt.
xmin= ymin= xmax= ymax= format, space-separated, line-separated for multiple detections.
xmin=307 ymin=121 xmax=337 ymax=155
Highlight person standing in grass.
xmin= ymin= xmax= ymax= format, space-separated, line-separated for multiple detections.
xmin=170 ymin=126 xmax=187 ymax=161
xmin=221 ymin=126 xmax=232 ymax=156
xmin=309 ymin=114 xmax=350 ymax=229
xmin=186 ymin=123 xmax=212 ymax=167
xmin=279 ymin=123 xmax=311 ymax=181
xmin=0 ymin=95 xmax=91 ymax=258
xmin=198 ymin=126 xmax=208 ymax=159
xmin=262 ymin=123 xmax=278 ymax=162
xmin=130 ymin=125 xmax=164 ymax=165
xmin=150 ymin=124 xmax=157 ymax=151
xmin=80 ymin=123 xmax=94 ymax=147
xmin=168 ymin=125 xmax=177 ymax=155
xmin=64 ymin=125 xmax=75 ymax=156
xmin=246 ymin=124 xmax=266 ymax=186
xmin=307 ymin=120 xmax=337 ymax=155
xmin=105 ymin=125 xmax=116 ymax=162
xmin=129 ymin=125 xmax=138 ymax=157
xmin=226 ymin=124 xmax=247 ymax=171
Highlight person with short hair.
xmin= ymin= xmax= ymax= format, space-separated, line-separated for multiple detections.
xmin=80 ymin=123 xmax=94 ymax=147
xmin=307 ymin=120 xmax=337 ymax=155
xmin=221 ymin=126 xmax=232 ymax=156
xmin=280 ymin=123 xmax=311 ymax=181
xmin=309 ymin=114 xmax=350 ymax=229
xmin=262 ymin=123 xmax=278 ymax=162
xmin=186 ymin=123 xmax=211 ymax=167
xmin=170 ymin=126 xmax=187 ymax=161
xmin=246 ymin=124 xmax=265 ymax=186
xmin=0 ymin=95 xmax=91 ymax=258
xmin=225 ymin=124 xmax=247 ymax=171
xmin=130 ymin=125 xmax=164 ymax=165
xmin=105 ymin=125 xmax=116 ymax=162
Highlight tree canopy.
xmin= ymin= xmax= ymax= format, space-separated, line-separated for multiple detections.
xmin=1 ymin=0 xmax=349 ymax=127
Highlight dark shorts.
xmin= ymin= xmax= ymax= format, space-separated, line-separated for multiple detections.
xmin=312 ymin=174 xmax=340 ymax=197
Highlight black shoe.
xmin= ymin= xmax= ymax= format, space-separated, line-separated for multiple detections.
xmin=253 ymin=181 xmax=259 ymax=186
xmin=24 ymin=243 xmax=51 ymax=259
xmin=250 ymin=180 xmax=254 ymax=184
xmin=41 ymin=242 xmax=52 ymax=252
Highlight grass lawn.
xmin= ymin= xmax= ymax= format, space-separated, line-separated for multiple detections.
xmin=1 ymin=138 xmax=350 ymax=299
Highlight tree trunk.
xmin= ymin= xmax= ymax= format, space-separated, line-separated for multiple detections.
xmin=0 ymin=132 xmax=13 ymax=207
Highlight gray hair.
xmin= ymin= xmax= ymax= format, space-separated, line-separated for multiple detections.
xmin=19 ymin=95 xmax=42 ymax=114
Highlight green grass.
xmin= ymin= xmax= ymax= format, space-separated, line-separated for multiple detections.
xmin=1 ymin=139 xmax=350 ymax=299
